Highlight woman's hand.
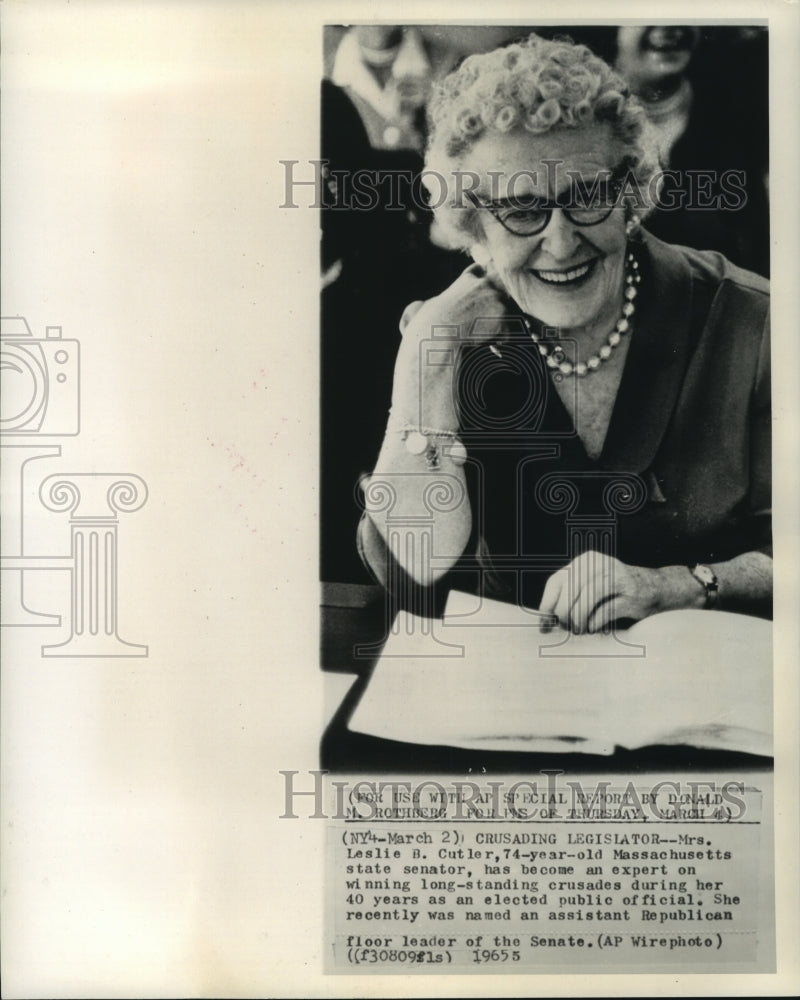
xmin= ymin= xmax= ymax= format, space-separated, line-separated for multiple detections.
xmin=400 ymin=262 xmax=509 ymax=340
xmin=538 ymin=551 xmax=700 ymax=633
xmin=389 ymin=263 xmax=511 ymax=430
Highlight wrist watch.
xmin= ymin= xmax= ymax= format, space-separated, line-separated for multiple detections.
xmin=688 ymin=564 xmax=719 ymax=608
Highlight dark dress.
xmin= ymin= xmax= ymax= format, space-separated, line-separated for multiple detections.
xmin=358 ymin=231 xmax=771 ymax=617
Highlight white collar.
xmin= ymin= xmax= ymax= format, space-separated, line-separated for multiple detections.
xmin=332 ymin=28 xmax=430 ymax=121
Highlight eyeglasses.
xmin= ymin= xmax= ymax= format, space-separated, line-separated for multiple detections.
xmin=466 ymin=167 xmax=628 ymax=237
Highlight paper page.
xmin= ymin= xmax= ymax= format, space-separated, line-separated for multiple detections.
xmin=349 ymin=603 xmax=772 ymax=754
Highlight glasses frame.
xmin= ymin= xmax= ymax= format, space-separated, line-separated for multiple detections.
xmin=466 ymin=165 xmax=630 ymax=238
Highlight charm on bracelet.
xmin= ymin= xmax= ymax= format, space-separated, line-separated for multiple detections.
xmin=403 ymin=430 xmax=428 ymax=455
xmin=424 ymin=442 xmax=440 ymax=470
xmin=400 ymin=427 xmax=467 ymax=468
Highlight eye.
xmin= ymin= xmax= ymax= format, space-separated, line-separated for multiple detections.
xmin=496 ymin=201 xmax=547 ymax=227
xmin=568 ymin=179 xmax=615 ymax=209
xmin=496 ymin=195 xmax=547 ymax=226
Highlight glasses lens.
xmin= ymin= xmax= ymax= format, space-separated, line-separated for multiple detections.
xmin=566 ymin=177 xmax=620 ymax=225
xmin=495 ymin=203 xmax=549 ymax=235
xmin=568 ymin=204 xmax=614 ymax=225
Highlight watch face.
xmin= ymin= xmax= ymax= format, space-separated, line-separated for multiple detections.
xmin=695 ymin=564 xmax=713 ymax=585
xmin=693 ymin=564 xmax=719 ymax=591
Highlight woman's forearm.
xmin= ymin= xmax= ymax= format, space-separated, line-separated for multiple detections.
xmin=361 ymin=266 xmax=509 ymax=587
xmin=539 ymin=550 xmax=773 ymax=633
xmin=656 ymin=551 xmax=772 ymax=617
xmin=363 ymin=430 xmax=472 ymax=586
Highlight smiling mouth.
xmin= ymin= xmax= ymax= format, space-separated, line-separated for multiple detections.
xmin=528 ymin=260 xmax=595 ymax=286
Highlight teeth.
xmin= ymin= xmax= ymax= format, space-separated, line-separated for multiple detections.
xmin=533 ymin=262 xmax=591 ymax=284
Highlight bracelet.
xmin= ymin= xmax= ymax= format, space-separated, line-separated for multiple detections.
xmin=386 ymin=420 xmax=458 ymax=440
xmin=393 ymin=426 xmax=467 ymax=470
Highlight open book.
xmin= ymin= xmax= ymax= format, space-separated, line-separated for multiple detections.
xmin=348 ymin=591 xmax=772 ymax=756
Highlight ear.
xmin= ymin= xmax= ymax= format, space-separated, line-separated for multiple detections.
xmin=469 ymin=244 xmax=492 ymax=267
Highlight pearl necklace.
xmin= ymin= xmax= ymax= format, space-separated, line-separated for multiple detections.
xmin=526 ymin=252 xmax=641 ymax=377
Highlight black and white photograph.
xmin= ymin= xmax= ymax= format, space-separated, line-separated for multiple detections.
xmin=320 ymin=24 xmax=773 ymax=773
xmin=1 ymin=1 xmax=799 ymax=996
xmin=316 ymin=19 xmax=793 ymax=978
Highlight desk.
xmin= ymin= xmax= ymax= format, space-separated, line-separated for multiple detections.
xmin=320 ymin=582 xmax=773 ymax=774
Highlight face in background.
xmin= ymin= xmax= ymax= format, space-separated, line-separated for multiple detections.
xmin=354 ymin=25 xmax=404 ymax=52
xmin=460 ymin=123 xmax=629 ymax=338
xmin=615 ymin=26 xmax=701 ymax=98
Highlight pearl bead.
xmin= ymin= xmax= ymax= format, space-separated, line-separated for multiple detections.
xmin=622 ymin=302 xmax=635 ymax=316
xmin=625 ymin=286 xmax=637 ymax=300
xmin=617 ymin=318 xmax=629 ymax=332
xmin=559 ymin=361 xmax=573 ymax=375
xmin=599 ymin=345 xmax=612 ymax=359
xmin=547 ymin=356 xmax=559 ymax=368
xmin=576 ymin=362 xmax=588 ymax=376
xmin=587 ymin=356 xmax=601 ymax=369
xmin=608 ymin=331 xmax=620 ymax=346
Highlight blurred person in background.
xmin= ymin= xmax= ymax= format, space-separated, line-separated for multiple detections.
xmin=328 ymin=26 xmax=434 ymax=152
xmin=325 ymin=25 xmax=528 ymax=152
xmin=613 ymin=25 xmax=769 ymax=275
xmin=320 ymin=80 xmax=456 ymax=582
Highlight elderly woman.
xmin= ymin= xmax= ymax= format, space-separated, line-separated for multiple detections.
xmin=357 ymin=33 xmax=771 ymax=633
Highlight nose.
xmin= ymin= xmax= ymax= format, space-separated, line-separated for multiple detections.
xmin=538 ymin=208 xmax=581 ymax=261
